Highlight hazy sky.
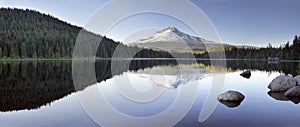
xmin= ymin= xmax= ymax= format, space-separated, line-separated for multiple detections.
xmin=1 ymin=0 xmax=300 ymax=46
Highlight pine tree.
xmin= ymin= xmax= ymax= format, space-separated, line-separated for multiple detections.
xmin=21 ymin=43 xmax=27 ymax=58
xmin=0 ymin=48 xmax=2 ymax=58
xmin=3 ymin=48 xmax=8 ymax=58
xmin=10 ymin=47 xmax=16 ymax=58
xmin=285 ymin=41 xmax=290 ymax=49
xmin=32 ymin=52 xmax=37 ymax=59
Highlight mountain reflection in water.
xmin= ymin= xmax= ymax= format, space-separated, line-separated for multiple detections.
xmin=134 ymin=64 xmax=229 ymax=90
xmin=0 ymin=60 xmax=300 ymax=112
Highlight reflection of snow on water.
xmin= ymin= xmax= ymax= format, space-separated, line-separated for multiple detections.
xmin=132 ymin=64 xmax=221 ymax=90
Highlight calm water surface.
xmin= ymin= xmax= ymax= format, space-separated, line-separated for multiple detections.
xmin=0 ymin=60 xmax=300 ymax=127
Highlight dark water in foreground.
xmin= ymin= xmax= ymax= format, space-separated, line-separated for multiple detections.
xmin=0 ymin=60 xmax=300 ymax=127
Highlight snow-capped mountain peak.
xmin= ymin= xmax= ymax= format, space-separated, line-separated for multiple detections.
xmin=161 ymin=26 xmax=179 ymax=32
xmin=135 ymin=26 xmax=203 ymax=44
xmin=129 ymin=26 xmax=228 ymax=52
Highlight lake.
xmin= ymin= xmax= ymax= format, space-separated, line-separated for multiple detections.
xmin=0 ymin=60 xmax=300 ymax=127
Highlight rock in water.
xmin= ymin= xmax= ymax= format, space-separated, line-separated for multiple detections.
xmin=240 ymin=70 xmax=251 ymax=79
xmin=288 ymin=97 xmax=300 ymax=104
xmin=218 ymin=90 xmax=245 ymax=102
xmin=218 ymin=100 xmax=242 ymax=108
xmin=294 ymin=75 xmax=300 ymax=85
xmin=284 ymin=86 xmax=300 ymax=97
xmin=268 ymin=91 xmax=300 ymax=104
xmin=268 ymin=75 xmax=296 ymax=92
xmin=267 ymin=91 xmax=289 ymax=101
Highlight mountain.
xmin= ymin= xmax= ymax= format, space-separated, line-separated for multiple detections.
xmin=130 ymin=26 xmax=232 ymax=52
xmin=135 ymin=26 xmax=206 ymax=44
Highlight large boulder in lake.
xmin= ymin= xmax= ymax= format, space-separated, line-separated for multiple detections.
xmin=268 ymin=75 xmax=296 ymax=92
xmin=284 ymin=86 xmax=300 ymax=97
xmin=218 ymin=90 xmax=245 ymax=102
xmin=294 ymin=75 xmax=300 ymax=85
xmin=240 ymin=70 xmax=251 ymax=79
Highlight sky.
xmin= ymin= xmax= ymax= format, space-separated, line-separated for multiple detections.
xmin=1 ymin=0 xmax=300 ymax=47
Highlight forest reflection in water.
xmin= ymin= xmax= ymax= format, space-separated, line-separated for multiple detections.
xmin=0 ymin=59 xmax=299 ymax=112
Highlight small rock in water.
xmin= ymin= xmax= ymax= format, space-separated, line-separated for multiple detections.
xmin=218 ymin=90 xmax=245 ymax=102
xmin=284 ymin=86 xmax=300 ymax=97
xmin=294 ymin=75 xmax=300 ymax=86
xmin=218 ymin=100 xmax=243 ymax=108
xmin=268 ymin=75 xmax=296 ymax=92
xmin=240 ymin=70 xmax=251 ymax=79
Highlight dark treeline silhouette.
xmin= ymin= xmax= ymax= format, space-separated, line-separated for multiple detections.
xmin=1 ymin=60 xmax=300 ymax=112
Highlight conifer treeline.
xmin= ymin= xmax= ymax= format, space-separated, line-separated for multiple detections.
xmin=223 ymin=36 xmax=300 ymax=60
xmin=0 ymin=8 xmax=299 ymax=60
xmin=0 ymin=8 xmax=78 ymax=58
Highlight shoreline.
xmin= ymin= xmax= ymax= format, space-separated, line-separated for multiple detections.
xmin=0 ymin=58 xmax=299 ymax=62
